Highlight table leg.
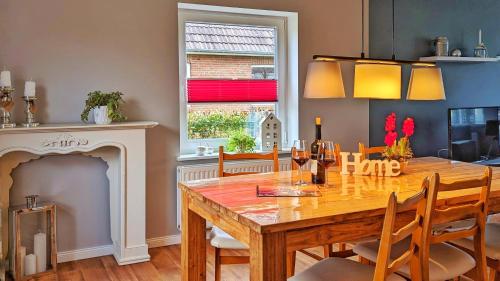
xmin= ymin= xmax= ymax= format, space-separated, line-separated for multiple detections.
xmin=249 ymin=230 xmax=287 ymax=281
xmin=181 ymin=191 xmax=206 ymax=281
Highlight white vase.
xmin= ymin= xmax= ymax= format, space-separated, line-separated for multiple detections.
xmin=93 ymin=106 xmax=111 ymax=125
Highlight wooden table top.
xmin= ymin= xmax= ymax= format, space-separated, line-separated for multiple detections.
xmin=179 ymin=157 xmax=500 ymax=234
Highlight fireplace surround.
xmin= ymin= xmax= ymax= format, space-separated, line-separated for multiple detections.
xmin=0 ymin=121 xmax=157 ymax=267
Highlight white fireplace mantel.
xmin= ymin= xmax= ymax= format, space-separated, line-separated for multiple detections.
xmin=0 ymin=121 xmax=158 ymax=265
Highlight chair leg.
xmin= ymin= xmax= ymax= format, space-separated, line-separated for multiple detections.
xmin=323 ymin=244 xmax=333 ymax=258
xmin=214 ymin=247 xmax=221 ymax=281
xmin=287 ymin=251 xmax=296 ymax=277
xmin=491 ymin=268 xmax=500 ymax=281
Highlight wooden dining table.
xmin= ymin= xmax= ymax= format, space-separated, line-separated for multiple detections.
xmin=179 ymin=157 xmax=500 ymax=281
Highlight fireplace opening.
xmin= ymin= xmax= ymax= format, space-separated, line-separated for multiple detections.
xmin=9 ymin=154 xmax=112 ymax=261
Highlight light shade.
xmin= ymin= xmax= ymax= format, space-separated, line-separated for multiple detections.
xmin=407 ymin=67 xmax=446 ymax=100
xmin=353 ymin=63 xmax=402 ymax=99
xmin=304 ymin=61 xmax=345 ymax=98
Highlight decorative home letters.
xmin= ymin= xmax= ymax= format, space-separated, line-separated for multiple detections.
xmin=340 ymin=152 xmax=401 ymax=177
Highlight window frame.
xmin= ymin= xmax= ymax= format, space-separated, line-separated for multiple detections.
xmin=178 ymin=3 xmax=298 ymax=155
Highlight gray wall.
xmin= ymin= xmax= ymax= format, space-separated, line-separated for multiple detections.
xmin=369 ymin=0 xmax=500 ymax=157
xmin=11 ymin=156 xmax=111 ymax=251
xmin=1 ymin=0 xmax=369 ymax=251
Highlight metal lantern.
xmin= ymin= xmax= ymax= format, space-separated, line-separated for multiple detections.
xmin=259 ymin=113 xmax=282 ymax=151
xmin=9 ymin=202 xmax=57 ymax=280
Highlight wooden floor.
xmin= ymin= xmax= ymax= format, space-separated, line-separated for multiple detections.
xmin=8 ymin=244 xmax=326 ymax=281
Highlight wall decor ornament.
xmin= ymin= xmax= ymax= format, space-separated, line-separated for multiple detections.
xmin=340 ymin=152 xmax=401 ymax=177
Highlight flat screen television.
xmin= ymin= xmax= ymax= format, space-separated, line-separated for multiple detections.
xmin=448 ymin=107 xmax=500 ymax=165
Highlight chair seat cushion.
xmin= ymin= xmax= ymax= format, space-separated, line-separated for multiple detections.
xmin=452 ymin=223 xmax=500 ymax=260
xmin=209 ymin=227 xmax=247 ymax=250
xmin=288 ymin=257 xmax=405 ymax=281
xmin=353 ymin=238 xmax=475 ymax=281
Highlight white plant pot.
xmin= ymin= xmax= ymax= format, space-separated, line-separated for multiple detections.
xmin=93 ymin=106 xmax=112 ymax=125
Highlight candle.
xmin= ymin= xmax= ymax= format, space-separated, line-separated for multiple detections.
xmin=24 ymin=81 xmax=36 ymax=97
xmin=479 ymin=29 xmax=482 ymax=44
xmin=34 ymin=232 xmax=47 ymax=273
xmin=24 ymin=254 xmax=36 ymax=276
xmin=0 ymin=71 xmax=11 ymax=88
xmin=20 ymin=246 xmax=26 ymax=277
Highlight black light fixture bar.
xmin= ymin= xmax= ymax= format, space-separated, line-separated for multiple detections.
xmin=313 ymin=0 xmax=436 ymax=67
xmin=312 ymin=55 xmax=436 ymax=66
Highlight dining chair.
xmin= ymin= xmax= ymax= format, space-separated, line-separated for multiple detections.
xmin=354 ymin=167 xmax=492 ymax=281
xmin=450 ymin=221 xmax=500 ymax=280
xmin=334 ymin=143 xmax=342 ymax=166
xmin=358 ymin=142 xmax=385 ymax=160
xmin=289 ymin=175 xmax=435 ymax=281
xmin=212 ymin=145 xmax=279 ymax=281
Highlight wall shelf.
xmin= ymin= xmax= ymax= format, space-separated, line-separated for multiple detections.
xmin=419 ymin=56 xmax=499 ymax=63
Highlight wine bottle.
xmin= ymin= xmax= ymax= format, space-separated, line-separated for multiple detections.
xmin=311 ymin=117 xmax=325 ymax=184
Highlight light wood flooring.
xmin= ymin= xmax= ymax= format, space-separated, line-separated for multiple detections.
xmin=8 ymin=244 xmax=326 ymax=281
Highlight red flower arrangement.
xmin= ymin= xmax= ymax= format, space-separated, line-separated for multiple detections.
xmin=383 ymin=113 xmax=414 ymax=160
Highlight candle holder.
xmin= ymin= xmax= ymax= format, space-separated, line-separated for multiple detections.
xmin=0 ymin=87 xmax=16 ymax=129
xmin=21 ymin=97 xmax=39 ymax=128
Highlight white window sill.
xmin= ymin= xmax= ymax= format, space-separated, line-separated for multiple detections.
xmin=177 ymin=148 xmax=291 ymax=162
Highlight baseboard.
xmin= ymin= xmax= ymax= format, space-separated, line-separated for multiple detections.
xmin=56 ymin=235 xmax=182 ymax=263
xmin=57 ymin=244 xmax=115 ymax=263
xmin=146 ymin=234 xmax=181 ymax=248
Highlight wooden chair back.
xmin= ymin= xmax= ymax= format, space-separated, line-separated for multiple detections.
xmin=218 ymin=145 xmax=279 ymax=177
xmin=334 ymin=143 xmax=342 ymax=167
xmin=373 ymin=176 xmax=435 ymax=281
xmin=359 ymin=142 xmax=385 ymax=160
xmin=421 ymin=167 xmax=492 ymax=281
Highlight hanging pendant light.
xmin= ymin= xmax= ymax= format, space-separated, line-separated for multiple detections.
xmin=353 ymin=0 xmax=401 ymax=99
xmin=310 ymin=0 xmax=441 ymax=100
xmin=407 ymin=65 xmax=445 ymax=100
xmin=304 ymin=60 xmax=345 ymax=98
xmin=353 ymin=63 xmax=401 ymax=99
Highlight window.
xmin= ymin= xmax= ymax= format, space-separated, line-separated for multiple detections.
xmin=178 ymin=4 xmax=298 ymax=155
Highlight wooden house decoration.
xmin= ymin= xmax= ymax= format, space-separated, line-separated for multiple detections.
xmin=259 ymin=113 xmax=282 ymax=151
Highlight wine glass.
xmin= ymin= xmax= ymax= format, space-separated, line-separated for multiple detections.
xmin=318 ymin=141 xmax=336 ymax=187
xmin=292 ymin=140 xmax=310 ymax=186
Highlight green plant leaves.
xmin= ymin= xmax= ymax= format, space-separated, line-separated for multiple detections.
xmin=226 ymin=130 xmax=256 ymax=153
xmin=188 ymin=112 xmax=246 ymax=139
xmin=81 ymin=91 xmax=127 ymax=122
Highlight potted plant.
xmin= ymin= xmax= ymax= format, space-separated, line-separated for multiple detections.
xmin=382 ymin=112 xmax=415 ymax=172
xmin=226 ymin=130 xmax=256 ymax=153
xmin=81 ymin=91 xmax=126 ymax=124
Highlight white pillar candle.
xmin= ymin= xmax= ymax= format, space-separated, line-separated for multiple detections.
xmin=24 ymin=254 xmax=36 ymax=276
xmin=0 ymin=71 xmax=11 ymax=88
xmin=24 ymin=81 xmax=36 ymax=97
xmin=33 ymin=232 xmax=47 ymax=273
xmin=479 ymin=29 xmax=482 ymax=44
xmin=20 ymin=246 xmax=26 ymax=277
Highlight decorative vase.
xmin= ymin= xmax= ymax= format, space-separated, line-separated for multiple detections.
xmin=399 ymin=158 xmax=409 ymax=174
xmin=93 ymin=106 xmax=111 ymax=125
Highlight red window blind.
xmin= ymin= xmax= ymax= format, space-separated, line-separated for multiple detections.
xmin=187 ymin=79 xmax=278 ymax=103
